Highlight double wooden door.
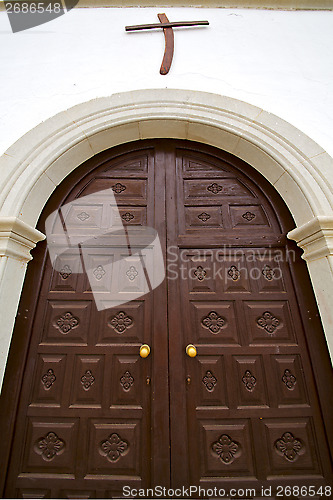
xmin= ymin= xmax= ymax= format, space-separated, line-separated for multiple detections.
xmin=2 ymin=141 xmax=332 ymax=498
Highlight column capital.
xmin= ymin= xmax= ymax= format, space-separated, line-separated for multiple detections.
xmin=288 ymin=216 xmax=333 ymax=261
xmin=0 ymin=217 xmax=45 ymax=262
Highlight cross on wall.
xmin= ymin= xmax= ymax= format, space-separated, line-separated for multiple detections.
xmin=125 ymin=13 xmax=209 ymax=75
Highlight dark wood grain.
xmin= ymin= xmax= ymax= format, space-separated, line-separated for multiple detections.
xmin=125 ymin=14 xmax=209 ymax=75
xmin=158 ymin=13 xmax=174 ymax=75
xmin=1 ymin=140 xmax=332 ymax=498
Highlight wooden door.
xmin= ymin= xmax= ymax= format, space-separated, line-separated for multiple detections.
xmin=167 ymin=144 xmax=333 ymax=494
xmin=1 ymin=140 xmax=332 ymax=498
xmin=1 ymin=145 xmax=170 ymax=498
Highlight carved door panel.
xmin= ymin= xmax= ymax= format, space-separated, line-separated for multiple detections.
xmin=2 ymin=141 xmax=332 ymax=498
xmin=167 ymin=146 xmax=333 ymax=492
xmin=3 ymin=147 xmax=169 ymax=498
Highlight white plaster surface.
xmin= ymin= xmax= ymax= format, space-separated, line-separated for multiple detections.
xmin=306 ymin=257 xmax=333 ymax=358
xmin=0 ymin=7 xmax=333 ymax=385
xmin=0 ymin=8 xmax=333 ymax=158
xmin=0 ymin=256 xmax=29 ymax=384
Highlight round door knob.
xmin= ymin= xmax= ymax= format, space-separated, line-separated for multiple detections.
xmin=186 ymin=344 xmax=197 ymax=358
xmin=139 ymin=344 xmax=150 ymax=358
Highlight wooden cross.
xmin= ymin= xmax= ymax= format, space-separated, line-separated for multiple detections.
xmin=125 ymin=14 xmax=209 ymax=75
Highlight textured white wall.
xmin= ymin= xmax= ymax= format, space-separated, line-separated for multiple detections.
xmin=0 ymin=7 xmax=332 ymax=157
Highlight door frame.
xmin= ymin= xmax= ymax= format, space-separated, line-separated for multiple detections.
xmin=1 ymin=91 xmax=333 ymax=401
xmin=1 ymin=139 xmax=332 ymax=496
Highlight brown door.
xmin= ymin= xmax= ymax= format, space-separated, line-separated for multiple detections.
xmin=165 ymin=145 xmax=333 ymax=494
xmin=1 ymin=140 xmax=332 ymax=498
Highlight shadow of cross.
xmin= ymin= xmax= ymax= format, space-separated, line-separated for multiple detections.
xmin=125 ymin=13 xmax=209 ymax=75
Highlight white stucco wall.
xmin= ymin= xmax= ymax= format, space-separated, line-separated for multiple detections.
xmin=0 ymin=7 xmax=333 ymax=158
xmin=0 ymin=7 xmax=333 ymax=386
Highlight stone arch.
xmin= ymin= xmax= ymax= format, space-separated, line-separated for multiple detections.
xmin=0 ymin=89 xmax=332 ymax=386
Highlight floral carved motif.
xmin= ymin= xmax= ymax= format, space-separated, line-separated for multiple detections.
xmin=207 ymin=182 xmax=223 ymax=194
xmin=112 ymin=183 xmax=126 ymax=194
xmin=198 ymin=212 xmax=211 ymax=222
xmin=262 ymin=265 xmax=275 ymax=281
xmin=212 ymin=434 xmax=241 ymax=464
xmin=126 ymin=266 xmax=138 ymax=281
xmin=242 ymin=370 xmax=257 ymax=392
xmin=202 ymin=370 xmax=217 ymax=392
xmin=242 ymin=211 xmax=256 ymax=221
xmin=41 ymin=369 xmax=56 ymax=389
xmin=81 ymin=370 xmax=95 ymax=390
xmin=55 ymin=312 xmax=79 ymax=334
xmin=100 ymin=433 xmax=128 ymax=462
xmin=120 ymin=371 xmax=134 ymax=391
xmin=59 ymin=265 xmax=72 ymax=280
xmin=228 ymin=265 xmax=240 ymax=281
xmin=109 ymin=311 xmax=133 ymax=334
xmin=194 ymin=265 xmax=207 ymax=281
xmin=122 ymin=212 xmax=134 ymax=222
xmin=257 ymin=311 xmax=280 ymax=334
xmin=275 ymin=432 xmax=303 ymax=462
xmin=282 ymin=369 xmax=297 ymax=390
xmin=34 ymin=432 xmax=65 ymax=461
xmin=93 ymin=265 xmax=106 ymax=280
xmin=202 ymin=311 xmax=226 ymax=334
xmin=77 ymin=211 xmax=90 ymax=221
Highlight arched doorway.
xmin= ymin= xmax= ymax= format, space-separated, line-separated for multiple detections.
xmin=1 ymin=140 xmax=332 ymax=498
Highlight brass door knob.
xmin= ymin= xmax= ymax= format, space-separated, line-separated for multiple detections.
xmin=186 ymin=344 xmax=197 ymax=357
xmin=139 ymin=344 xmax=150 ymax=358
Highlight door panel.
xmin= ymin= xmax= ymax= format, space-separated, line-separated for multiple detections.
xmin=169 ymin=146 xmax=332 ymax=491
xmin=2 ymin=141 xmax=332 ymax=498
xmin=3 ymin=147 xmax=168 ymax=498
